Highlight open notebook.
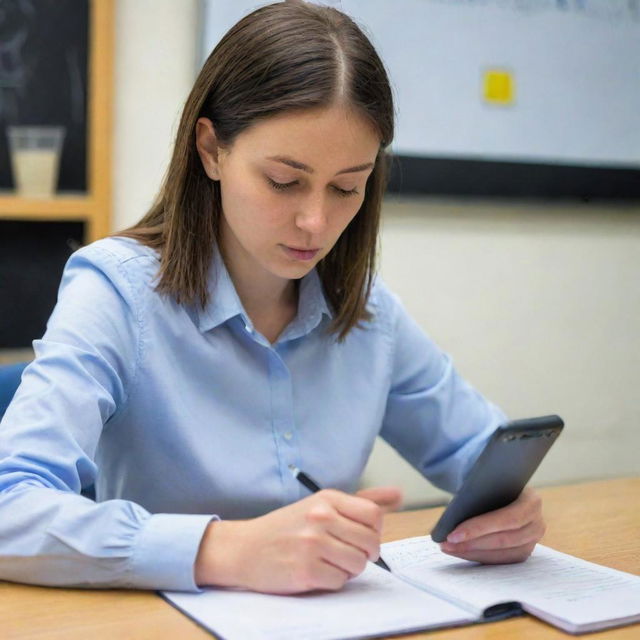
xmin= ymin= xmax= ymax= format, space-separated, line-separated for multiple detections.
xmin=162 ymin=536 xmax=640 ymax=640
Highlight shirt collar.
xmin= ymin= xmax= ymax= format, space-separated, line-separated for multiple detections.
xmin=196 ymin=247 xmax=333 ymax=339
xmin=279 ymin=267 xmax=332 ymax=342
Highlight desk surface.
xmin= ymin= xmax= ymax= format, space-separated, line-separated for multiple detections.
xmin=2 ymin=477 xmax=639 ymax=640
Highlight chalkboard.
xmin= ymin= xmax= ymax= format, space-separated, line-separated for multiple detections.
xmin=0 ymin=0 xmax=89 ymax=192
xmin=0 ymin=220 xmax=83 ymax=348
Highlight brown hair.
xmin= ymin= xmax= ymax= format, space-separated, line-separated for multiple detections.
xmin=119 ymin=0 xmax=394 ymax=340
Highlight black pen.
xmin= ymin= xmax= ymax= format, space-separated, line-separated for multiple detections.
xmin=288 ymin=464 xmax=391 ymax=572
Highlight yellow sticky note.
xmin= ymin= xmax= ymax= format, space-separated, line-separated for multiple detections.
xmin=483 ymin=69 xmax=515 ymax=105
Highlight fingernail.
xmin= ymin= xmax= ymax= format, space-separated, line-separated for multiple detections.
xmin=447 ymin=531 xmax=466 ymax=543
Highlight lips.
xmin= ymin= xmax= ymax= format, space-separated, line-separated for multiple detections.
xmin=282 ymin=245 xmax=320 ymax=261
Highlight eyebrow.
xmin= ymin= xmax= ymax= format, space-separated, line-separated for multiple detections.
xmin=267 ymin=155 xmax=375 ymax=175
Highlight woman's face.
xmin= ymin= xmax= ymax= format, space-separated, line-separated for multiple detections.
xmin=196 ymin=105 xmax=380 ymax=287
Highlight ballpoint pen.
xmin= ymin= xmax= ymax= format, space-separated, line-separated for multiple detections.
xmin=288 ymin=464 xmax=391 ymax=571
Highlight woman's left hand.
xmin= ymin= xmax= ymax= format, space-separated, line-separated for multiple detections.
xmin=439 ymin=488 xmax=545 ymax=563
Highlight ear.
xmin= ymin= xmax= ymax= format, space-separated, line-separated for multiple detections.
xmin=195 ymin=117 xmax=224 ymax=181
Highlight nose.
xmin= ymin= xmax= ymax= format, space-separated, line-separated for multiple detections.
xmin=295 ymin=191 xmax=328 ymax=235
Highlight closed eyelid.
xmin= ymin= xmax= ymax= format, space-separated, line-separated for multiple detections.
xmin=332 ymin=185 xmax=359 ymax=196
xmin=267 ymin=173 xmax=298 ymax=183
xmin=266 ymin=177 xmax=298 ymax=191
xmin=266 ymin=176 xmax=358 ymax=196
xmin=266 ymin=173 xmax=356 ymax=188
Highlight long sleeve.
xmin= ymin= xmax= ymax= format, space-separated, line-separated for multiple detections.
xmin=379 ymin=289 xmax=506 ymax=493
xmin=0 ymin=245 xmax=212 ymax=590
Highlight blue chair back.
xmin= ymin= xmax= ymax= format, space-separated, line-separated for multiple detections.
xmin=0 ymin=362 xmax=29 ymax=420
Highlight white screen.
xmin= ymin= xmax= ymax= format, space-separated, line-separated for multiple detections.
xmin=200 ymin=0 xmax=640 ymax=168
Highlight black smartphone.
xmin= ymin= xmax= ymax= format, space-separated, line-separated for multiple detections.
xmin=430 ymin=415 xmax=564 ymax=543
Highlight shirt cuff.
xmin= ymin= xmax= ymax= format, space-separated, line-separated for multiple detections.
xmin=129 ymin=512 xmax=219 ymax=591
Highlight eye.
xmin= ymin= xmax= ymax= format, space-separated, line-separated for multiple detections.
xmin=267 ymin=177 xmax=298 ymax=191
xmin=332 ymin=185 xmax=359 ymax=198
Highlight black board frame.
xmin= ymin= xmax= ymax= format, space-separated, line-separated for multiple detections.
xmin=387 ymin=155 xmax=640 ymax=201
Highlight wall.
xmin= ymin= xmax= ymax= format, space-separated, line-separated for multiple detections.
xmin=113 ymin=0 xmax=200 ymax=232
xmin=113 ymin=1 xmax=640 ymax=508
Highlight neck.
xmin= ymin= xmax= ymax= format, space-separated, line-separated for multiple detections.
xmin=217 ymin=234 xmax=299 ymax=342
xmin=233 ymin=268 xmax=298 ymax=322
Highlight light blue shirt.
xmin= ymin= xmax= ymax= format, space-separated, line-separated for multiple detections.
xmin=0 ymin=237 xmax=505 ymax=591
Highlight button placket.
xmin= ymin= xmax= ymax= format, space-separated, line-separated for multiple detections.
xmin=267 ymin=350 xmax=299 ymax=503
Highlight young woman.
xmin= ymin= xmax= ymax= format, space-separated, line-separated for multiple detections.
xmin=0 ymin=1 xmax=544 ymax=594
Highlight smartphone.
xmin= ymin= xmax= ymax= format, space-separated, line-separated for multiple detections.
xmin=430 ymin=415 xmax=564 ymax=543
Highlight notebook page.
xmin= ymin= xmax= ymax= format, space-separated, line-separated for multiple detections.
xmin=382 ymin=536 xmax=488 ymax=615
xmin=499 ymin=546 xmax=640 ymax=632
xmin=162 ymin=562 xmax=474 ymax=640
xmin=382 ymin=536 xmax=640 ymax=632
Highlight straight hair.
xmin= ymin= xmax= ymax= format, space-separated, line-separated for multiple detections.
xmin=118 ymin=0 xmax=394 ymax=340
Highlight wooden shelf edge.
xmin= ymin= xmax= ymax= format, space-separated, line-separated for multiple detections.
xmin=0 ymin=195 xmax=94 ymax=218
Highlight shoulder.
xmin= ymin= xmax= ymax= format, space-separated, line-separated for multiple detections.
xmin=366 ymin=275 xmax=406 ymax=335
xmin=74 ymin=236 xmax=159 ymax=270
xmin=365 ymin=275 xmax=440 ymax=362
xmin=67 ymin=236 xmax=159 ymax=283
xmin=60 ymin=236 xmax=160 ymax=308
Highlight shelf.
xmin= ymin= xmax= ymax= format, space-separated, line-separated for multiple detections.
xmin=0 ymin=193 xmax=93 ymax=220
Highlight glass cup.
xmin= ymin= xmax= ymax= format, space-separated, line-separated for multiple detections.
xmin=7 ymin=126 xmax=66 ymax=198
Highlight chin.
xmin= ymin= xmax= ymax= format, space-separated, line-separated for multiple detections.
xmin=282 ymin=263 xmax=316 ymax=279
xmin=271 ymin=259 xmax=317 ymax=280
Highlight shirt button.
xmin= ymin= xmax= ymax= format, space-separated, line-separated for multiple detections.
xmin=283 ymin=431 xmax=293 ymax=441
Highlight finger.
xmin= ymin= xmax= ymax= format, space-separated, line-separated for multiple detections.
xmin=296 ymin=516 xmax=371 ymax=582
xmin=446 ymin=489 xmax=542 ymax=543
xmin=355 ymin=486 xmax=404 ymax=513
xmin=323 ymin=489 xmax=384 ymax=532
xmin=305 ymin=500 xmax=381 ymax=560
xmin=441 ymin=541 xmax=537 ymax=565
xmin=328 ymin=518 xmax=381 ymax=561
xmin=440 ymin=519 xmax=545 ymax=554
xmin=320 ymin=533 xmax=370 ymax=578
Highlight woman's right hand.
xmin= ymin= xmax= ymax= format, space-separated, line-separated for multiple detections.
xmin=194 ymin=486 xmax=402 ymax=594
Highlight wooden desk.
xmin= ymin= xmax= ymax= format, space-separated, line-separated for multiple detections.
xmin=2 ymin=477 xmax=639 ymax=640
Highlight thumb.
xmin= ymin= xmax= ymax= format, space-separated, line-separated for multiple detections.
xmin=355 ymin=486 xmax=404 ymax=513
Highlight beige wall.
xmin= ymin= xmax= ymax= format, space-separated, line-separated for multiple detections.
xmin=113 ymin=1 xmax=640 ymax=508
xmin=113 ymin=0 xmax=200 ymax=232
